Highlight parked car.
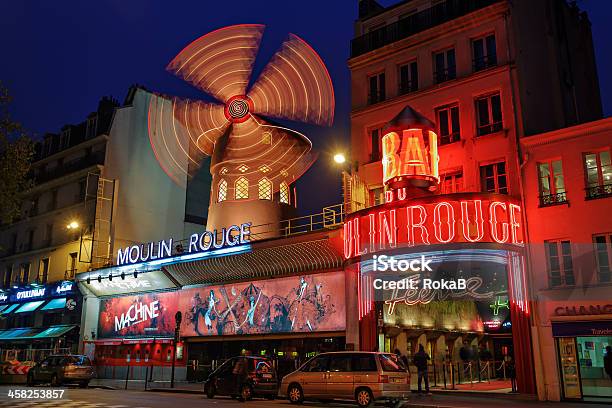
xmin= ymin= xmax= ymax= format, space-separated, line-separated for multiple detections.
xmin=27 ymin=354 xmax=95 ymax=387
xmin=279 ymin=351 xmax=410 ymax=407
xmin=204 ymin=356 xmax=278 ymax=401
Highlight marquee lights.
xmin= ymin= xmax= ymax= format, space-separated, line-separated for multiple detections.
xmin=343 ymin=195 xmax=524 ymax=259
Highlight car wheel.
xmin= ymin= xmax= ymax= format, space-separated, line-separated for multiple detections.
xmin=355 ymin=388 xmax=373 ymax=408
xmin=79 ymin=381 xmax=89 ymax=388
xmin=239 ymin=384 xmax=252 ymax=402
xmin=206 ymin=384 xmax=215 ymax=399
xmin=287 ymin=384 xmax=303 ymax=404
xmin=50 ymin=374 xmax=60 ymax=387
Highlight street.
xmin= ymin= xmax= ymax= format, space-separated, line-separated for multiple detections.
xmin=0 ymin=386 xmax=611 ymax=408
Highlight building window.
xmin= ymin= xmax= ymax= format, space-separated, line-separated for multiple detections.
xmin=258 ymin=178 xmax=272 ymax=200
xmin=67 ymin=252 xmax=77 ymax=279
xmin=368 ymin=72 xmax=385 ymax=105
xmin=19 ymin=263 xmax=30 ymax=284
xmin=584 ymin=150 xmax=612 ymax=199
xmin=441 ymin=171 xmax=463 ymax=194
xmin=78 ymin=179 xmax=87 ymax=202
xmin=39 ymin=258 xmax=49 ymax=284
xmin=217 ymin=179 xmax=228 ymax=202
xmin=59 ymin=128 xmax=71 ymax=149
xmin=86 ymin=115 xmax=98 ymax=139
xmin=49 ymin=189 xmax=58 ymax=211
xmin=280 ymin=182 xmax=290 ymax=204
xmin=30 ymin=196 xmax=39 ymax=217
xmin=472 ymin=34 xmax=497 ymax=71
xmin=235 ymin=177 xmax=249 ymax=200
xmin=538 ymin=160 xmax=567 ymax=206
xmin=594 ymin=234 xmax=612 ymax=283
xmin=370 ymin=187 xmax=384 ymax=206
xmin=398 ymin=61 xmax=418 ymax=95
xmin=480 ymin=162 xmax=508 ymax=194
xmin=546 ymin=240 xmax=575 ymax=287
xmin=45 ymin=224 xmax=53 ymax=246
xmin=26 ymin=229 xmax=35 ymax=251
xmin=370 ymin=127 xmax=383 ymax=162
xmin=3 ymin=265 xmax=12 ymax=288
xmin=434 ymin=48 xmax=456 ymax=83
xmin=476 ymin=93 xmax=503 ymax=136
xmin=436 ymin=104 xmax=460 ymax=145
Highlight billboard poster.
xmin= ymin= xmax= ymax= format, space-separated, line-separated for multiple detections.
xmin=98 ymin=271 xmax=346 ymax=338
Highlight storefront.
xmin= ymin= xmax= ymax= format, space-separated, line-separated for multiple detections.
xmin=0 ymin=281 xmax=81 ymax=362
xmin=551 ymin=309 xmax=612 ymax=402
xmin=77 ymin=230 xmax=346 ymax=381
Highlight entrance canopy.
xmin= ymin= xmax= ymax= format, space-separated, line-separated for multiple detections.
xmin=0 ymin=324 xmax=77 ymax=341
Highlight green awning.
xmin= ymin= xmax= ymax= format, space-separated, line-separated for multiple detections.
xmin=0 ymin=325 xmax=77 ymax=341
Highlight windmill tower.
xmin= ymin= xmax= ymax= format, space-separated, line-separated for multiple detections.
xmin=147 ymin=25 xmax=335 ymax=237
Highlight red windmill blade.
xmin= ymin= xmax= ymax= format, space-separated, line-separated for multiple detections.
xmin=148 ymin=23 xmax=335 ymax=228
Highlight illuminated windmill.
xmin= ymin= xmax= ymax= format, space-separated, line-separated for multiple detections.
xmin=148 ymin=24 xmax=335 ymax=236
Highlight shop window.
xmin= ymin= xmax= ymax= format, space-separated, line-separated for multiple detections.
xmin=593 ymin=234 xmax=612 ymax=283
xmin=368 ymin=72 xmax=385 ymax=105
xmin=584 ymin=150 xmax=612 ymax=199
xmin=235 ymin=177 xmax=249 ymax=200
xmin=19 ymin=263 xmax=30 ymax=284
xmin=546 ymin=240 xmax=575 ymax=287
xmin=370 ymin=187 xmax=384 ymax=206
xmin=538 ymin=160 xmax=567 ymax=206
xmin=441 ymin=171 xmax=463 ymax=194
xmin=369 ymin=127 xmax=383 ymax=162
xmin=3 ymin=265 xmax=12 ymax=288
xmin=434 ymin=48 xmax=456 ymax=83
xmin=258 ymin=178 xmax=272 ymax=200
xmin=476 ymin=93 xmax=502 ymax=136
xmin=480 ymin=162 xmax=507 ymax=194
xmin=217 ymin=179 xmax=227 ymax=202
xmin=398 ymin=61 xmax=418 ymax=95
xmin=280 ymin=182 xmax=290 ymax=204
xmin=436 ymin=104 xmax=460 ymax=145
xmin=472 ymin=34 xmax=497 ymax=71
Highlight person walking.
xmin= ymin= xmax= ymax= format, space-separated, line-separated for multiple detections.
xmin=507 ymin=356 xmax=517 ymax=393
xmin=604 ymin=346 xmax=612 ymax=381
xmin=413 ymin=344 xmax=431 ymax=395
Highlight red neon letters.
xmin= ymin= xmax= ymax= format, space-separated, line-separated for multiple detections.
xmin=343 ymin=196 xmax=523 ymax=259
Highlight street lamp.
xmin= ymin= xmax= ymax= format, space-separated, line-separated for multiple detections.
xmin=333 ymin=152 xmax=346 ymax=164
xmin=66 ymin=221 xmax=79 ymax=230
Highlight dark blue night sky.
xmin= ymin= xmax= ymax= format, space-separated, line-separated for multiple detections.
xmin=1 ymin=0 xmax=610 ymax=216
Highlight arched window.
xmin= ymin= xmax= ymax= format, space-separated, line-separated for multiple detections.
xmin=235 ymin=177 xmax=249 ymax=199
xmin=280 ymin=182 xmax=290 ymax=204
xmin=258 ymin=178 xmax=272 ymax=200
xmin=217 ymin=179 xmax=227 ymax=202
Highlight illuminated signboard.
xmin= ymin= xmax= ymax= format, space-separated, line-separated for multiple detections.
xmin=83 ymin=270 xmax=177 ymax=297
xmin=98 ymin=271 xmax=346 ymax=338
xmin=0 ymin=281 xmax=76 ymax=304
xmin=116 ymin=222 xmax=251 ymax=266
xmin=343 ymin=193 xmax=523 ymax=260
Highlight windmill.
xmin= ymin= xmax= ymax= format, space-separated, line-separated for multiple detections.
xmin=147 ymin=24 xmax=335 ymax=237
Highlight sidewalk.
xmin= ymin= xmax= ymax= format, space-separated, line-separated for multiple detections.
xmin=88 ymin=378 xmax=204 ymax=393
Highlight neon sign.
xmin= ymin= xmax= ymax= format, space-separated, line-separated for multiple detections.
xmin=16 ymin=287 xmax=46 ymax=300
xmin=116 ymin=222 xmax=251 ymax=266
xmin=343 ymin=194 xmax=523 ymax=259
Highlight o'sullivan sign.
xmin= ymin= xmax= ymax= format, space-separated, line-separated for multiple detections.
xmin=343 ymin=193 xmax=523 ymax=259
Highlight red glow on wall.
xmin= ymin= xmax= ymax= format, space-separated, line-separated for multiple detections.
xmin=343 ymin=193 xmax=524 ymax=259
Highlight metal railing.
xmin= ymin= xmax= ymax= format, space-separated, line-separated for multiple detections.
xmin=439 ymin=131 xmax=461 ymax=145
xmin=539 ymin=191 xmax=568 ymax=206
xmin=586 ymin=184 xmax=612 ymax=199
xmin=398 ymin=81 xmax=418 ymax=95
xmin=473 ymin=54 xmax=498 ymax=72
xmin=434 ymin=67 xmax=456 ymax=84
xmin=34 ymin=151 xmax=105 ymax=184
xmin=477 ymin=120 xmax=503 ymax=136
xmin=367 ymin=91 xmax=386 ymax=105
xmin=351 ymin=0 xmax=501 ymax=57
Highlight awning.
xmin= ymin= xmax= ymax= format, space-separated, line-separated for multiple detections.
xmin=40 ymin=298 xmax=67 ymax=310
xmin=0 ymin=304 xmax=19 ymax=315
xmin=0 ymin=325 xmax=77 ymax=341
xmin=0 ymin=305 xmax=8 ymax=313
xmin=14 ymin=300 xmax=45 ymax=313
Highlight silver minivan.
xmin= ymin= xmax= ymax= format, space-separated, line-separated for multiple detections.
xmin=279 ymin=352 xmax=410 ymax=407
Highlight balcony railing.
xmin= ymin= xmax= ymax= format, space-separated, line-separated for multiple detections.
xmin=351 ymin=0 xmax=502 ymax=57
xmin=473 ymin=54 xmax=498 ymax=72
xmin=439 ymin=132 xmax=461 ymax=145
xmin=34 ymin=151 xmax=105 ymax=184
xmin=434 ymin=67 xmax=456 ymax=84
xmin=539 ymin=192 xmax=568 ymax=207
xmin=477 ymin=121 xmax=503 ymax=136
xmin=586 ymin=184 xmax=612 ymax=200
xmin=398 ymin=81 xmax=418 ymax=95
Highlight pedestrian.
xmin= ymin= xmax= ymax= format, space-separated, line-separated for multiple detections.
xmin=507 ymin=356 xmax=517 ymax=393
xmin=413 ymin=344 xmax=431 ymax=395
xmin=604 ymin=346 xmax=612 ymax=381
